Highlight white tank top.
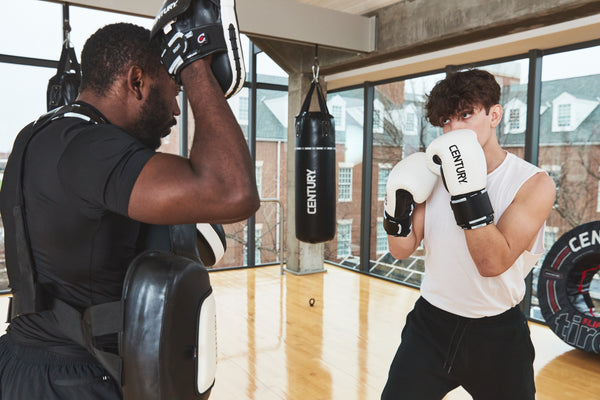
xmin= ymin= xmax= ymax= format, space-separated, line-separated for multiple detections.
xmin=421 ymin=152 xmax=546 ymax=318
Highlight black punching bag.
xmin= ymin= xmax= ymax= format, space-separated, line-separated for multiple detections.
xmin=295 ymin=80 xmax=336 ymax=243
xmin=47 ymin=45 xmax=81 ymax=111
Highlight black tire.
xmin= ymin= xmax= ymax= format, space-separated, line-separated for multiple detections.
xmin=538 ymin=221 xmax=600 ymax=353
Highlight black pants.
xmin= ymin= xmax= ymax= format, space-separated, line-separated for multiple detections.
xmin=0 ymin=333 xmax=122 ymax=400
xmin=381 ymin=297 xmax=536 ymax=400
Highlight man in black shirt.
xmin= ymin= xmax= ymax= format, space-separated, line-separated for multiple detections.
xmin=0 ymin=17 xmax=258 ymax=400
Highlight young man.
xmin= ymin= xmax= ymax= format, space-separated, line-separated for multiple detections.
xmin=381 ymin=69 xmax=556 ymax=400
xmin=0 ymin=2 xmax=259 ymax=398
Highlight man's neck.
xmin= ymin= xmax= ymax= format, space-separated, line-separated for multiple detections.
xmin=77 ymin=90 xmax=131 ymax=132
xmin=484 ymin=145 xmax=508 ymax=174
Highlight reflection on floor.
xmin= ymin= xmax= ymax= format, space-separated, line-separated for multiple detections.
xmin=0 ymin=264 xmax=598 ymax=399
xmin=208 ymin=265 xmax=599 ymax=400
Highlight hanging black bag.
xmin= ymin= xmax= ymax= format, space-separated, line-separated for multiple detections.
xmin=47 ymin=45 xmax=81 ymax=111
xmin=295 ymin=79 xmax=336 ymax=243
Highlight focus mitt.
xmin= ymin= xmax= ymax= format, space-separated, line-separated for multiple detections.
xmin=151 ymin=0 xmax=245 ymax=98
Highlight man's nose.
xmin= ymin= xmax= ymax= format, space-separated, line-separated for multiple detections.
xmin=444 ymin=120 xmax=464 ymax=133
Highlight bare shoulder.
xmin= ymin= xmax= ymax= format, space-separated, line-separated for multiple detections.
xmin=515 ymin=170 xmax=556 ymax=210
xmin=495 ymin=170 xmax=556 ymax=256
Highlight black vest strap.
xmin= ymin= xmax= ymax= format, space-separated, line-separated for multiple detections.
xmin=9 ymin=103 xmax=107 ymax=319
xmin=6 ymin=103 xmax=124 ymax=382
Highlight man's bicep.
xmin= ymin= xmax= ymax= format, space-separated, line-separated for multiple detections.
xmin=497 ymin=172 xmax=556 ymax=254
xmin=128 ymin=153 xmax=219 ymax=225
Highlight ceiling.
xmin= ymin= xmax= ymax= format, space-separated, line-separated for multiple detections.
xmin=295 ymin=0 xmax=400 ymax=15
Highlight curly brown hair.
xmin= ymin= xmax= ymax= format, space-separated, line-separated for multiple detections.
xmin=425 ymin=69 xmax=500 ymax=127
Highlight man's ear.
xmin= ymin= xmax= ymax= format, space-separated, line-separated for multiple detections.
xmin=490 ymin=104 xmax=503 ymax=128
xmin=127 ymin=65 xmax=145 ymax=100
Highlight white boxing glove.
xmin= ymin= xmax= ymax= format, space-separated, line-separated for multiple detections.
xmin=384 ymin=152 xmax=438 ymax=237
xmin=425 ymin=129 xmax=494 ymax=229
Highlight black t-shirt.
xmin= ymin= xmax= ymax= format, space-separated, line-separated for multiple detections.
xmin=0 ymin=103 xmax=155 ymax=353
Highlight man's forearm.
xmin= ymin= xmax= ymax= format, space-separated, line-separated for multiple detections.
xmin=181 ymin=60 xmax=259 ymax=221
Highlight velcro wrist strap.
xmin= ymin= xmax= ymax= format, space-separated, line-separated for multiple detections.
xmin=161 ymin=24 xmax=226 ymax=80
xmin=450 ymin=189 xmax=494 ymax=229
xmin=384 ymin=211 xmax=412 ymax=237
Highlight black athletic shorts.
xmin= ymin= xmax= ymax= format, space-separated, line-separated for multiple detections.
xmin=381 ymin=296 xmax=536 ymax=400
xmin=0 ymin=333 xmax=122 ymax=400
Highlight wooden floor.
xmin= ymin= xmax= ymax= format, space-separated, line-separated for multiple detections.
xmin=207 ymin=264 xmax=600 ymax=400
xmin=1 ymin=264 xmax=599 ymax=399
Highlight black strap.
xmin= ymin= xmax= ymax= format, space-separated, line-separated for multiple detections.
xmin=51 ymin=297 xmax=124 ymax=383
xmin=10 ymin=103 xmax=107 ymax=319
xmin=6 ymin=104 xmax=124 ymax=382
xmin=299 ymin=80 xmax=331 ymax=116
xmin=9 ymin=106 xmax=67 ymax=318
xmin=56 ymin=46 xmax=80 ymax=75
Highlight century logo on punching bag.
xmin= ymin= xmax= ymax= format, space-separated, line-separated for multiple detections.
xmin=295 ymin=79 xmax=336 ymax=244
xmin=306 ymin=169 xmax=317 ymax=215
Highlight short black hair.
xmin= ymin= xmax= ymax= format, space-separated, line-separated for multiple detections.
xmin=80 ymin=23 xmax=162 ymax=95
xmin=425 ymin=69 xmax=501 ymax=127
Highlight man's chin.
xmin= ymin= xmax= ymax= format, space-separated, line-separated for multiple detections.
xmin=143 ymin=133 xmax=163 ymax=150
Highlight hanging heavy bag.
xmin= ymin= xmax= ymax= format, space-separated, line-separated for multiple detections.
xmin=47 ymin=45 xmax=81 ymax=111
xmin=295 ymin=80 xmax=336 ymax=243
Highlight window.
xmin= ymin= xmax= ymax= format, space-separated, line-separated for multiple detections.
xmin=239 ymin=96 xmax=249 ymax=124
xmin=337 ymin=221 xmax=352 ymax=258
xmin=501 ymin=97 xmax=527 ymax=135
xmin=243 ymin=225 xmax=262 ymax=265
xmin=509 ymin=109 xmax=520 ymax=130
xmin=404 ymin=110 xmax=416 ymax=134
xmin=369 ymin=73 xmax=443 ymax=280
xmin=255 ymin=226 xmax=262 ymax=265
xmin=550 ymin=91 xmax=598 ymax=133
xmin=373 ymin=109 xmax=383 ymax=132
xmin=535 ymin=44 xmax=600 ymax=321
xmin=338 ymin=165 xmax=353 ymax=201
xmin=378 ymin=165 xmax=391 ymax=200
xmin=0 ymin=64 xmax=56 ymax=153
xmin=329 ymin=95 xmax=347 ymax=131
xmin=328 ymin=88 xmax=363 ymax=268
xmin=376 ymin=218 xmax=388 ymax=254
xmin=255 ymin=161 xmax=263 ymax=197
xmin=257 ymin=50 xmax=288 ymax=85
xmin=373 ymin=99 xmax=384 ymax=133
xmin=228 ymin=88 xmax=249 ymax=125
xmin=69 ymin=6 xmax=153 ymax=59
xmin=557 ymin=103 xmax=571 ymax=127
xmin=332 ymin=105 xmax=343 ymax=122
xmin=0 ymin=0 xmax=62 ymax=59
xmin=544 ymin=226 xmax=559 ymax=250
xmin=597 ymin=167 xmax=600 ymax=213
xmin=542 ymin=165 xmax=562 ymax=192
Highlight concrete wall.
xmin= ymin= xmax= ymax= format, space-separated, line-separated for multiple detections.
xmin=250 ymin=0 xmax=600 ymax=78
